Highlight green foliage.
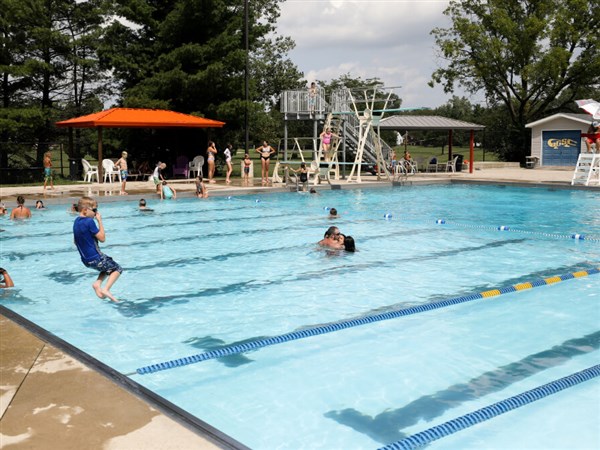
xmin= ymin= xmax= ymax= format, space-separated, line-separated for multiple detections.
xmin=100 ymin=0 xmax=304 ymax=154
xmin=431 ymin=0 xmax=600 ymax=161
xmin=1 ymin=0 xmax=111 ymax=167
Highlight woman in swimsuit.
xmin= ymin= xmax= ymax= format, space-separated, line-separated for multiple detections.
xmin=290 ymin=162 xmax=309 ymax=191
xmin=224 ymin=143 xmax=233 ymax=184
xmin=206 ymin=141 xmax=218 ymax=183
xmin=256 ymin=141 xmax=275 ymax=184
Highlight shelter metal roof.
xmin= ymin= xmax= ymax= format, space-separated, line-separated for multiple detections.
xmin=378 ymin=115 xmax=485 ymax=131
xmin=56 ymin=108 xmax=225 ymax=129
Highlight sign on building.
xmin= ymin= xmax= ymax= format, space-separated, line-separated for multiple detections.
xmin=541 ymin=130 xmax=580 ymax=166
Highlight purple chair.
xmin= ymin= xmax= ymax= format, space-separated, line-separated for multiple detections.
xmin=172 ymin=155 xmax=189 ymax=178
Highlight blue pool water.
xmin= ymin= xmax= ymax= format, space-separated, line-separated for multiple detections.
xmin=1 ymin=184 xmax=599 ymax=449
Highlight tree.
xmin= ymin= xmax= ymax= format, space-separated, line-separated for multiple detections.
xmin=1 ymin=0 xmax=109 ymax=167
xmin=431 ymin=0 xmax=600 ymax=161
xmin=99 ymin=0 xmax=304 ymax=153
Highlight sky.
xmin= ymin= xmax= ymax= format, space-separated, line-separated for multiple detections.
xmin=277 ymin=0 xmax=481 ymax=109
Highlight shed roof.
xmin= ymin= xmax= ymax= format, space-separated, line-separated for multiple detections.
xmin=55 ymin=108 xmax=225 ymax=129
xmin=525 ymin=113 xmax=594 ymax=128
xmin=378 ymin=115 xmax=485 ymax=131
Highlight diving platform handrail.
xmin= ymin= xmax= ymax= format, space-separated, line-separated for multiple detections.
xmin=280 ymin=87 xmax=327 ymax=115
xmin=332 ymin=107 xmax=429 ymax=114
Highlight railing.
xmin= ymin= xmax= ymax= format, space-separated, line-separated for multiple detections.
xmin=280 ymin=87 xmax=395 ymax=170
xmin=329 ymin=89 xmax=353 ymax=113
xmin=280 ymin=87 xmax=327 ymax=115
xmin=0 ymin=142 xmax=70 ymax=184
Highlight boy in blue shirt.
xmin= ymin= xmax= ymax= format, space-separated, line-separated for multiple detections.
xmin=73 ymin=196 xmax=122 ymax=302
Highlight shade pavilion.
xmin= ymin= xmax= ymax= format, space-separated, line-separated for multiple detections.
xmin=378 ymin=115 xmax=485 ymax=173
xmin=56 ymin=108 xmax=225 ymax=179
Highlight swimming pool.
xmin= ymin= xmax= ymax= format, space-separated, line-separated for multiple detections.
xmin=1 ymin=184 xmax=599 ymax=449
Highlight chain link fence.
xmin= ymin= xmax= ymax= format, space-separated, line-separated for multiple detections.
xmin=0 ymin=142 xmax=71 ymax=184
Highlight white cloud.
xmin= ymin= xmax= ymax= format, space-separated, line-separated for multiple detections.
xmin=277 ymin=0 xmax=483 ymax=108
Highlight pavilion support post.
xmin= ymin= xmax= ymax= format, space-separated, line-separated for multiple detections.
xmin=67 ymin=128 xmax=74 ymax=178
xmin=68 ymin=128 xmax=74 ymax=157
xmin=97 ymin=127 xmax=103 ymax=181
xmin=469 ymin=130 xmax=474 ymax=173
xmin=448 ymin=129 xmax=453 ymax=161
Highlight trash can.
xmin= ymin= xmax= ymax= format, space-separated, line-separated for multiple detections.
xmin=454 ymin=154 xmax=464 ymax=172
xmin=69 ymin=158 xmax=81 ymax=181
xmin=525 ymin=156 xmax=538 ymax=169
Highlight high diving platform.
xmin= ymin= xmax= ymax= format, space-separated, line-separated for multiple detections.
xmin=278 ymin=84 xmax=426 ymax=187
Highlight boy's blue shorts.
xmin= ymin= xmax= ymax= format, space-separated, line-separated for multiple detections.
xmin=84 ymin=254 xmax=123 ymax=275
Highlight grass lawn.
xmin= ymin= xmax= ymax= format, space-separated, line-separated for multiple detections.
xmin=391 ymin=145 xmax=499 ymax=164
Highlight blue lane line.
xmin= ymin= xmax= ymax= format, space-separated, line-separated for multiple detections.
xmin=133 ymin=267 xmax=600 ymax=375
xmin=378 ymin=364 xmax=600 ymax=450
xmin=434 ymin=219 xmax=600 ymax=242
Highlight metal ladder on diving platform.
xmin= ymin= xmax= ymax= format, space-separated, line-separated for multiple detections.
xmin=571 ymin=153 xmax=600 ymax=186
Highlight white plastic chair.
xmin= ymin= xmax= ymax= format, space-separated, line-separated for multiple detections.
xmin=446 ymin=156 xmax=459 ymax=173
xmin=188 ymin=155 xmax=204 ymax=178
xmin=406 ymin=160 xmax=418 ymax=174
xmin=81 ymin=159 xmax=99 ymax=183
xmin=309 ymin=160 xmax=331 ymax=185
xmin=102 ymin=159 xmax=121 ymax=183
xmin=426 ymin=157 xmax=439 ymax=172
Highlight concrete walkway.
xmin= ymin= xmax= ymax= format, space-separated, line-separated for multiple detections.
xmin=0 ymin=315 xmax=227 ymax=449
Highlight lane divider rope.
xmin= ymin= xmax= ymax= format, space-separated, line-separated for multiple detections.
xmin=433 ymin=219 xmax=600 ymax=242
xmin=132 ymin=267 xmax=600 ymax=375
xmin=377 ymin=364 xmax=600 ymax=450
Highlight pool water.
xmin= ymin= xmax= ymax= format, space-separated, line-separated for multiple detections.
xmin=1 ymin=184 xmax=599 ymax=449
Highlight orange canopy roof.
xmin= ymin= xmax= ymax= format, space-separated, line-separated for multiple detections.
xmin=56 ymin=108 xmax=225 ymax=128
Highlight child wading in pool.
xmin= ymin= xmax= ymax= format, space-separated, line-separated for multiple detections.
xmin=73 ymin=196 xmax=122 ymax=302
xmin=195 ymin=176 xmax=208 ymax=198
xmin=160 ymin=180 xmax=177 ymax=200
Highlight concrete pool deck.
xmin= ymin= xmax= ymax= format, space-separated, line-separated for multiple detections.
xmin=0 ymin=165 xmax=596 ymax=204
xmin=0 ymin=166 xmax=598 ymax=449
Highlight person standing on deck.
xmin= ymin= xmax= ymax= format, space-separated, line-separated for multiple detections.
xmin=43 ymin=151 xmax=54 ymax=190
xmin=115 ymin=151 xmax=129 ymax=195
